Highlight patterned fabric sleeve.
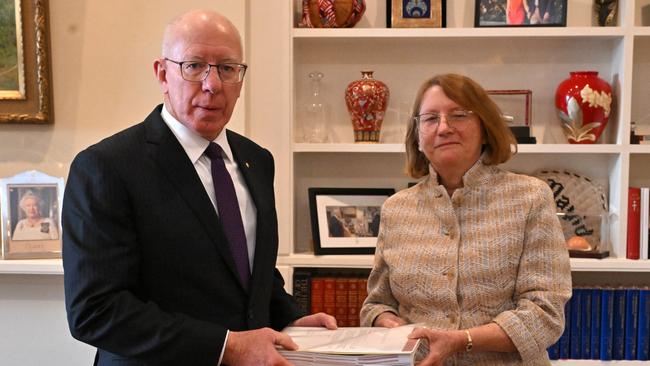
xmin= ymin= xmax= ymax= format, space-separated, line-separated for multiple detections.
xmin=493 ymin=180 xmax=572 ymax=363
xmin=360 ymin=203 xmax=400 ymax=327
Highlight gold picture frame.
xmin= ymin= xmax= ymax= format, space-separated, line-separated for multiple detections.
xmin=387 ymin=0 xmax=445 ymax=28
xmin=0 ymin=0 xmax=53 ymax=124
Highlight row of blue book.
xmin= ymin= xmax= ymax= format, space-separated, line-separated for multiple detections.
xmin=548 ymin=287 xmax=650 ymax=360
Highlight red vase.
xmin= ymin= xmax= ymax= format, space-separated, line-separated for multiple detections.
xmin=344 ymin=71 xmax=389 ymax=143
xmin=555 ymin=71 xmax=613 ymax=144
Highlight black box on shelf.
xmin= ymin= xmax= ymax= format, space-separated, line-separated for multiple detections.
xmin=510 ymin=126 xmax=536 ymax=144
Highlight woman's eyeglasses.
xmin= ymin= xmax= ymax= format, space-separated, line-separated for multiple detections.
xmin=414 ymin=110 xmax=475 ymax=131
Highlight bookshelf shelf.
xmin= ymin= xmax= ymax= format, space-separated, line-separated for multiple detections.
xmin=292 ymin=143 xmax=624 ymax=154
xmin=277 ymin=254 xmax=374 ymax=269
xmin=0 ymin=259 xmax=63 ymax=275
xmin=277 ymin=254 xmax=650 ymax=273
xmin=292 ymin=27 xmax=626 ymax=40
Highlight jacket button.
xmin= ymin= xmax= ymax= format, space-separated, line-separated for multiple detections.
xmin=248 ymin=310 xmax=254 ymax=320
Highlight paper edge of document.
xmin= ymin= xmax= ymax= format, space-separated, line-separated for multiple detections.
xmin=280 ymin=325 xmax=422 ymax=355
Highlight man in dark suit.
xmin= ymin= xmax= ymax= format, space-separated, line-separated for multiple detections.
xmin=62 ymin=9 xmax=335 ymax=366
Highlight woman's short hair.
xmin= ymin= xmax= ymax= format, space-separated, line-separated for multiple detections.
xmin=405 ymin=73 xmax=517 ymax=178
xmin=19 ymin=191 xmax=40 ymax=211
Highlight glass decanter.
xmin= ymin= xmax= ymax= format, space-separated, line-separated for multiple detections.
xmin=303 ymin=71 xmax=328 ymax=143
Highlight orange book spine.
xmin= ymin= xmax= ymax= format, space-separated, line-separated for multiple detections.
xmin=358 ymin=277 xmax=368 ymax=321
xmin=335 ymin=278 xmax=349 ymax=327
xmin=347 ymin=277 xmax=360 ymax=327
xmin=323 ymin=277 xmax=337 ymax=317
xmin=310 ymin=277 xmax=324 ymax=314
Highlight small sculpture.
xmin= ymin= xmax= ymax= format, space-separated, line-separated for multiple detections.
xmin=299 ymin=0 xmax=366 ymax=28
xmin=594 ymin=0 xmax=618 ymax=26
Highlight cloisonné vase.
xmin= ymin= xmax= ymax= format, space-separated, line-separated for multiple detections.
xmin=555 ymin=71 xmax=612 ymax=144
xmin=344 ymin=71 xmax=389 ymax=143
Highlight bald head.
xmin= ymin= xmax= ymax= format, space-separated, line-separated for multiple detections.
xmin=162 ymin=10 xmax=242 ymax=60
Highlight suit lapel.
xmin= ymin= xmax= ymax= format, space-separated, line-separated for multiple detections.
xmin=144 ymin=107 xmax=243 ymax=290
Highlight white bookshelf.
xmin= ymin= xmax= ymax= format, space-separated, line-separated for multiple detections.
xmin=276 ymin=0 xmax=650 ymax=268
xmin=245 ymin=2 xmax=650 ymax=362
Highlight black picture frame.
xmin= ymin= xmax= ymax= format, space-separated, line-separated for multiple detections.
xmin=474 ymin=0 xmax=567 ymax=27
xmin=308 ymin=187 xmax=395 ymax=255
xmin=386 ymin=0 xmax=446 ymax=28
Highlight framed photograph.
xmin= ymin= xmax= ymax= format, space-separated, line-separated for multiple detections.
xmin=387 ymin=0 xmax=446 ymax=28
xmin=1 ymin=170 xmax=64 ymax=259
xmin=308 ymin=187 xmax=395 ymax=255
xmin=474 ymin=0 xmax=567 ymax=27
xmin=0 ymin=0 xmax=53 ymax=124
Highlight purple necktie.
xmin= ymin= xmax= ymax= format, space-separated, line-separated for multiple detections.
xmin=204 ymin=143 xmax=250 ymax=289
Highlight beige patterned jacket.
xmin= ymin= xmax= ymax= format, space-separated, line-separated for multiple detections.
xmin=360 ymin=159 xmax=572 ymax=365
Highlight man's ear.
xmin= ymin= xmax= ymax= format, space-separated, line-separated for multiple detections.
xmin=153 ymin=59 xmax=168 ymax=93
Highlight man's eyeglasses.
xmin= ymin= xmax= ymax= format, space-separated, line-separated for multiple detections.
xmin=414 ymin=110 xmax=475 ymax=131
xmin=164 ymin=58 xmax=247 ymax=84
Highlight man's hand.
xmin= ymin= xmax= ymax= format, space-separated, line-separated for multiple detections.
xmin=222 ymin=327 xmax=297 ymax=366
xmin=373 ymin=311 xmax=407 ymax=328
xmin=290 ymin=312 xmax=337 ymax=329
xmin=408 ymin=327 xmax=465 ymax=366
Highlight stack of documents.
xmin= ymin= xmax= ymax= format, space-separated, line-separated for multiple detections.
xmin=278 ymin=325 xmax=426 ymax=366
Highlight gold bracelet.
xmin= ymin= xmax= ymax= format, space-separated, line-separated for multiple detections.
xmin=465 ymin=330 xmax=473 ymax=352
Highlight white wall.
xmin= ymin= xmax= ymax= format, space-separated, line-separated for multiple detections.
xmin=0 ymin=1 xmax=247 ymax=365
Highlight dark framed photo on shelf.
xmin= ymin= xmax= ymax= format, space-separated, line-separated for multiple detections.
xmin=486 ymin=89 xmax=536 ymax=144
xmin=474 ymin=0 xmax=567 ymax=27
xmin=386 ymin=0 xmax=446 ymax=28
xmin=1 ymin=170 xmax=64 ymax=259
xmin=308 ymin=187 xmax=395 ymax=255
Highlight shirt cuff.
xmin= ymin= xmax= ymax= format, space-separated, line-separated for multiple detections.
xmin=218 ymin=330 xmax=229 ymax=365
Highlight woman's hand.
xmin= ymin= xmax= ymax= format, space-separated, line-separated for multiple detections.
xmin=373 ymin=311 xmax=407 ymax=328
xmin=408 ymin=327 xmax=465 ymax=366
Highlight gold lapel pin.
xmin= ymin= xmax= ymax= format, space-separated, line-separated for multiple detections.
xmin=245 ymin=162 xmax=250 ymax=168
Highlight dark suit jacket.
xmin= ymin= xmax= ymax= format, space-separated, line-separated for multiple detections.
xmin=62 ymin=105 xmax=303 ymax=366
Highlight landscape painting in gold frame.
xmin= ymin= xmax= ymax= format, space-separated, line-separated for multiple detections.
xmin=0 ymin=0 xmax=53 ymax=124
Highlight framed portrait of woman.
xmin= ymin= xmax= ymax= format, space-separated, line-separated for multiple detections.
xmin=1 ymin=170 xmax=64 ymax=259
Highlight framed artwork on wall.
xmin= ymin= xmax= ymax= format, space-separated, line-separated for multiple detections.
xmin=0 ymin=0 xmax=53 ymax=124
xmin=387 ymin=0 xmax=445 ymax=28
xmin=475 ymin=0 xmax=567 ymax=27
xmin=308 ymin=187 xmax=394 ymax=255
xmin=1 ymin=170 xmax=64 ymax=259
